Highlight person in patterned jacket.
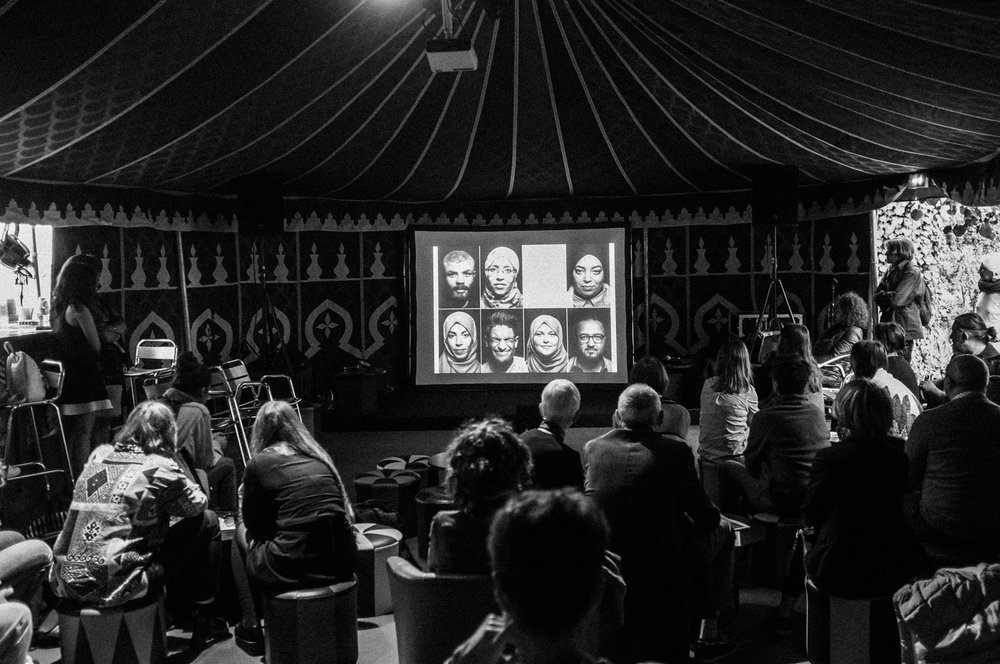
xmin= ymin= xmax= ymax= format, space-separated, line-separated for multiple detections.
xmin=49 ymin=399 xmax=228 ymax=649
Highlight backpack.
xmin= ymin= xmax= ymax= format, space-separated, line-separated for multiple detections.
xmin=4 ymin=350 xmax=45 ymax=404
xmin=917 ymin=276 xmax=933 ymax=326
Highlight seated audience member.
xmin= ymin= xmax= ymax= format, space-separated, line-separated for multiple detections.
xmin=874 ymin=322 xmax=920 ymax=399
xmin=719 ymin=354 xmax=829 ymax=517
xmin=849 ymin=340 xmax=921 ymax=440
xmin=760 ymin=324 xmax=824 ymax=412
xmin=921 ymin=312 xmax=1000 ymax=406
xmin=50 ymin=400 xmax=226 ymax=649
xmin=161 ymin=352 xmax=237 ymax=511
xmin=481 ymin=312 xmax=527 ymax=373
xmin=905 ymin=355 xmax=1000 ymax=565
xmin=520 ymin=379 xmax=583 ymax=490
xmin=429 ymin=418 xmax=531 ymax=574
xmin=242 ymin=401 xmax=357 ymax=592
xmin=770 ymin=381 xmax=927 ymax=631
xmin=813 ymin=291 xmax=869 ymax=361
xmin=584 ymin=384 xmax=733 ymax=663
xmin=568 ymin=317 xmax=612 ymax=373
xmin=445 ymin=490 xmax=610 ymax=664
xmin=628 ymin=356 xmax=691 ymax=439
xmin=0 ymin=529 xmax=53 ymax=659
xmin=698 ymin=341 xmax=758 ymax=504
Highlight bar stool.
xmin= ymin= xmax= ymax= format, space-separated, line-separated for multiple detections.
xmin=751 ymin=512 xmax=804 ymax=588
xmin=1 ymin=359 xmax=74 ymax=510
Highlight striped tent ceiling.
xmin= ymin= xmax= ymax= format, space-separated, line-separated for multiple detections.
xmin=2 ymin=0 xmax=999 ymax=206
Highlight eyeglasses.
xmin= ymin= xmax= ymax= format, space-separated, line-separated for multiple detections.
xmin=577 ymin=334 xmax=606 ymax=344
xmin=485 ymin=267 xmax=516 ymax=276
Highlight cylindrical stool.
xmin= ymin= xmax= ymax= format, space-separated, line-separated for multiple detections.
xmin=415 ymin=485 xmax=456 ymax=560
xmin=377 ymin=455 xmax=431 ymax=489
xmin=428 ymin=452 xmax=449 ymax=487
xmin=264 ymin=578 xmax=359 ymax=664
xmin=354 ymin=522 xmax=403 ymax=618
xmin=354 ymin=469 xmax=421 ymax=536
xmin=57 ymin=593 xmax=166 ymax=664
xmin=805 ymin=577 xmax=897 ymax=664
xmin=751 ymin=512 xmax=804 ymax=589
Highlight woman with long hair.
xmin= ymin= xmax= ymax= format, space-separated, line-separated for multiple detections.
xmin=51 ymin=254 xmax=112 ymax=473
xmin=242 ymin=401 xmax=357 ymax=592
xmin=428 ymin=417 xmax=532 ymax=574
xmin=50 ymin=400 xmax=226 ymax=647
xmin=770 ymin=324 xmax=824 ymax=411
xmin=526 ymin=314 xmax=569 ymax=373
xmin=698 ymin=341 xmax=759 ymax=504
xmin=813 ymin=291 xmax=869 ymax=361
xmin=439 ymin=311 xmax=480 ymax=374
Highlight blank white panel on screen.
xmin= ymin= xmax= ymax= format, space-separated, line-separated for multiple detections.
xmin=521 ymin=244 xmax=568 ymax=308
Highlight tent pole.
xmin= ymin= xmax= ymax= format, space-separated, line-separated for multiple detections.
xmin=175 ymin=230 xmax=192 ymax=351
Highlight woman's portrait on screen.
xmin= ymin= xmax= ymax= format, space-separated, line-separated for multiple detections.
xmin=439 ymin=311 xmax=481 ymax=374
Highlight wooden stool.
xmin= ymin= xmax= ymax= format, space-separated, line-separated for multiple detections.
xmin=354 ymin=522 xmax=403 ymax=617
xmin=377 ymin=455 xmax=431 ymax=489
xmin=354 ymin=469 xmax=421 ymax=536
xmin=57 ymin=593 xmax=167 ymax=664
xmin=265 ymin=578 xmax=359 ymax=664
xmin=805 ymin=577 xmax=897 ymax=664
xmin=415 ymin=485 xmax=456 ymax=560
xmin=751 ymin=512 xmax=803 ymax=589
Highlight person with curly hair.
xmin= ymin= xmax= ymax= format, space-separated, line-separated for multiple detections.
xmin=813 ymin=291 xmax=869 ymax=361
xmin=428 ymin=417 xmax=532 ymax=574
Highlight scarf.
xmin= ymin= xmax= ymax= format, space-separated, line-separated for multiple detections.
xmin=482 ymin=247 xmax=523 ymax=308
xmin=440 ymin=311 xmax=479 ymax=373
xmin=526 ymin=315 xmax=569 ymax=373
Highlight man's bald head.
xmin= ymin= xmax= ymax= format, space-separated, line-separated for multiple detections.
xmin=944 ymin=354 xmax=989 ymax=397
xmin=616 ymin=383 xmax=662 ymax=428
xmin=539 ymin=379 xmax=581 ymax=429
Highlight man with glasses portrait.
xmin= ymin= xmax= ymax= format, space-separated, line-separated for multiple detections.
xmin=568 ymin=316 xmax=612 ymax=373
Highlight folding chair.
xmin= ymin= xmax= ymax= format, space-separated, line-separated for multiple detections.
xmin=143 ymin=372 xmax=175 ymax=401
xmin=123 ymin=338 xmax=177 ymax=413
xmin=206 ymin=361 xmax=271 ymax=466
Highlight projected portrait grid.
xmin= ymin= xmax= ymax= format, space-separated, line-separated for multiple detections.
xmin=433 ymin=242 xmax=616 ymax=375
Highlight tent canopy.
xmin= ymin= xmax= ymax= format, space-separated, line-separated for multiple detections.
xmin=3 ymin=0 xmax=999 ymax=211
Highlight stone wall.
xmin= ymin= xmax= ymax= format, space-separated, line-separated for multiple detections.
xmin=875 ymin=200 xmax=1000 ymax=379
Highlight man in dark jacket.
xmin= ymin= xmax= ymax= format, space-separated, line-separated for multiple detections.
xmin=584 ymin=384 xmax=728 ymax=663
xmin=875 ymin=237 xmax=925 ymax=361
xmin=905 ymin=354 xmax=1000 ymax=566
xmin=520 ymin=379 xmax=583 ymax=490
xmin=720 ymin=353 xmax=830 ymax=517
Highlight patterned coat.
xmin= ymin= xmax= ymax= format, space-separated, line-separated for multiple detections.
xmin=49 ymin=443 xmax=206 ymax=607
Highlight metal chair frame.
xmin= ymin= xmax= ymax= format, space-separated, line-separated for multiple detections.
xmin=0 ymin=358 xmax=75 ymax=488
xmin=123 ymin=338 xmax=177 ymax=413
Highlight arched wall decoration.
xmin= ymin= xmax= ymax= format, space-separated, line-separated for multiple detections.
xmin=49 ymin=205 xmax=874 ymax=389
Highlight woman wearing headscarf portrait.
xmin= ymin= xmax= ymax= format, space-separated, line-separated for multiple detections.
xmin=567 ymin=244 xmax=612 ymax=308
xmin=439 ymin=311 xmax=480 ymax=374
xmin=526 ymin=314 xmax=569 ymax=373
xmin=481 ymin=246 xmax=523 ymax=309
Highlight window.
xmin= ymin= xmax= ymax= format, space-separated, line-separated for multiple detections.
xmin=0 ymin=224 xmax=53 ymax=326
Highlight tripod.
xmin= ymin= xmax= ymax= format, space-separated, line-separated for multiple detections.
xmin=249 ymin=261 xmax=293 ymax=376
xmin=750 ymin=228 xmax=795 ymax=360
